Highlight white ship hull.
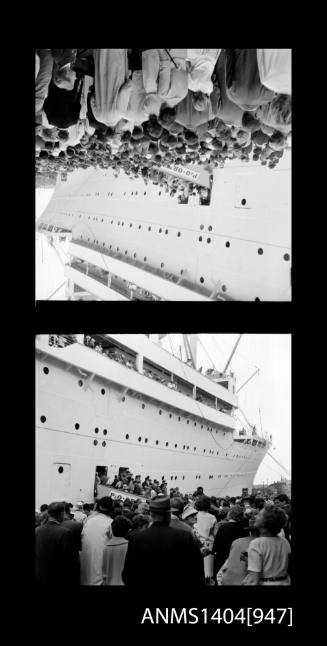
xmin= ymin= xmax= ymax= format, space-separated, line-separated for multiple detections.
xmin=35 ymin=335 xmax=270 ymax=506
xmin=37 ymin=160 xmax=291 ymax=301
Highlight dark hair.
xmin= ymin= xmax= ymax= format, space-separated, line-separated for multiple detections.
xmin=40 ymin=504 xmax=48 ymax=512
xmin=148 ymin=120 xmax=163 ymax=139
xmin=254 ymin=497 xmax=265 ymax=510
xmin=159 ymin=106 xmax=176 ymax=126
xmin=195 ymin=495 xmax=211 ymax=512
xmin=242 ymin=111 xmax=261 ymax=132
xmin=228 ymin=505 xmax=244 ymax=522
xmin=111 ymin=515 xmax=132 ymax=538
xmin=131 ymin=514 xmax=150 ymax=530
xmin=47 ymin=502 xmax=65 ymax=521
xmin=261 ymin=506 xmax=287 ymax=535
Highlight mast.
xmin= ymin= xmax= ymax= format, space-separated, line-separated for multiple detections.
xmin=236 ymin=366 xmax=260 ymax=393
xmin=182 ymin=334 xmax=197 ymax=369
xmin=223 ymin=334 xmax=242 ymax=373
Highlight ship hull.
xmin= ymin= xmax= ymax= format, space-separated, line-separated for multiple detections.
xmin=36 ymin=349 xmax=269 ymax=506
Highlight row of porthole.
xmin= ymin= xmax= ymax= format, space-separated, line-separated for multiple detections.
xmin=38 ymin=417 xmax=246 ymax=459
xmin=124 ymin=433 xmax=227 ymax=455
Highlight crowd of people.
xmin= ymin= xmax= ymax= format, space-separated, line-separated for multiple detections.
xmin=35 ymin=486 xmax=291 ymax=586
xmin=35 ymin=49 xmax=292 ymax=195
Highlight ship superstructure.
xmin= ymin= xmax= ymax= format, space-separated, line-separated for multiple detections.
xmin=36 ymin=159 xmax=291 ymax=301
xmin=35 ymin=334 xmax=271 ymax=507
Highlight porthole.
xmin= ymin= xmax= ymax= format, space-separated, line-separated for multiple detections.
xmin=156 ymin=440 xmax=159 ymax=445
xmin=177 ymin=232 xmax=181 ymax=237
xmin=138 ymin=225 xmax=142 ymax=229
xmin=201 ymin=425 xmax=203 ymax=429
xmin=125 ymin=250 xmax=128 ymax=255
xmin=187 ymin=420 xmax=189 ymax=424
xmin=78 ymin=380 xmax=83 ymax=387
xmin=122 ymin=397 xmax=126 ymax=402
xmin=142 ymin=403 xmax=145 ymax=409
xmin=199 ymin=236 xmax=203 ymax=242
xmin=258 ymin=248 xmax=263 ymax=255
xmin=159 ymin=410 xmax=162 ymax=415
xmin=170 ymin=476 xmax=173 ymax=480
xmin=182 ymin=476 xmax=185 ymax=480
xmin=226 ymin=241 xmax=230 ymax=248
xmin=161 ymin=262 xmax=164 ymax=268
xmin=75 ymin=423 xmax=80 ymax=430
xmin=58 ymin=466 xmax=64 ymax=474
xmin=284 ymin=253 xmax=290 ymax=261
xmin=144 ymin=257 xmax=147 ymax=262
xmin=138 ymin=437 xmax=142 ymax=442
xmin=102 ymin=441 xmax=106 ymax=447
xmin=178 ymin=416 xmax=181 ymax=421
xmin=111 ymin=220 xmax=113 ymax=224
xmin=180 ymin=269 xmax=183 ymax=275
xmin=133 ymin=253 xmax=137 ymax=258
xmin=148 ymin=226 xmax=151 ymax=231
xmin=118 ymin=221 xmax=120 ymax=225
xmin=43 ymin=367 xmax=49 ymax=375
xmin=126 ymin=434 xmax=129 ymax=439
xmin=165 ymin=229 xmax=168 ymax=234
xmin=130 ymin=223 xmax=132 ymax=227
xmin=93 ymin=440 xmax=98 ymax=446
xmin=208 ymin=225 xmax=212 ymax=231
xmin=241 ymin=198 xmax=246 ymax=205
xmin=194 ymin=422 xmax=196 ymax=427
xmin=159 ymin=228 xmax=162 ymax=233
xmin=183 ymin=445 xmax=185 ymax=450
xmin=200 ymin=277 xmax=204 ymax=283
xmin=166 ymin=442 xmax=169 ymax=447
xmin=95 ymin=428 xmax=99 ymax=434
xmin=145 ymin=438 xmax=148 ymax=443
xmin=40 ymin=416 xmax=46 ymax=423
xmin=203 ymin=449 xmax=206 ymax=453
xmin=200 ymin=224 xmax=204 ymax=230
xmin=175 ymin=476 xmax=177 ymax=480
xmin=194 ymin=447 xmax=196 ymax=451
xmin=207 ymin=238 xmax=211 ymax=243
xmin=101 ymin=388 xmax=105 ymax=395
xmin=116 ymin=247 xmax=119 ymax=252
xmin=174 ymin=443 xmax=178 ymax=448
xmin=255 ymin=297 xmax=261 ymax=302
xmin=222 ymin=285 xmax=227 ymax=292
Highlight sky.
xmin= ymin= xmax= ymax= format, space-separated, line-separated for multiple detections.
xmin=161 ymin=334 xmax=291 ymax=486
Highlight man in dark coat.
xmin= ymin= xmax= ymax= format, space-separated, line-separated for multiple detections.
xmin=213 ymin=505 xmax=248 ymax=576
xmin=61 ymin=503 xmax=83 ymax=585
xmin=122 ymin=495 xmax=204 ymax=586
xmin=35 ymin=501 xmax=77 ymax=585
xmin=224 ymin=49 xmax=275 ymax=112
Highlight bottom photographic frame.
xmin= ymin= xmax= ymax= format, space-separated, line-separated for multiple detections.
xmin=35 ymin=332 xmax=291 ymax=599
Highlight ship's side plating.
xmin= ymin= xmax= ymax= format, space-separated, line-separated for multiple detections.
xmin=37 ymin=162 xmax=291 ymax=301
xmin=35 ymin=335 xmax=270 ymax=506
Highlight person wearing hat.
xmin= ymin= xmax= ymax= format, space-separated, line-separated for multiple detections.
xmin=80 ymin=496 xmax=114 ymax=585
xmin=35 ymin=501 xmax=76 ymax=585
xmin=170 ymin=497 xmax=191 ymax=532
xmin=122 ymin=495 xmax=204 ymax=586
